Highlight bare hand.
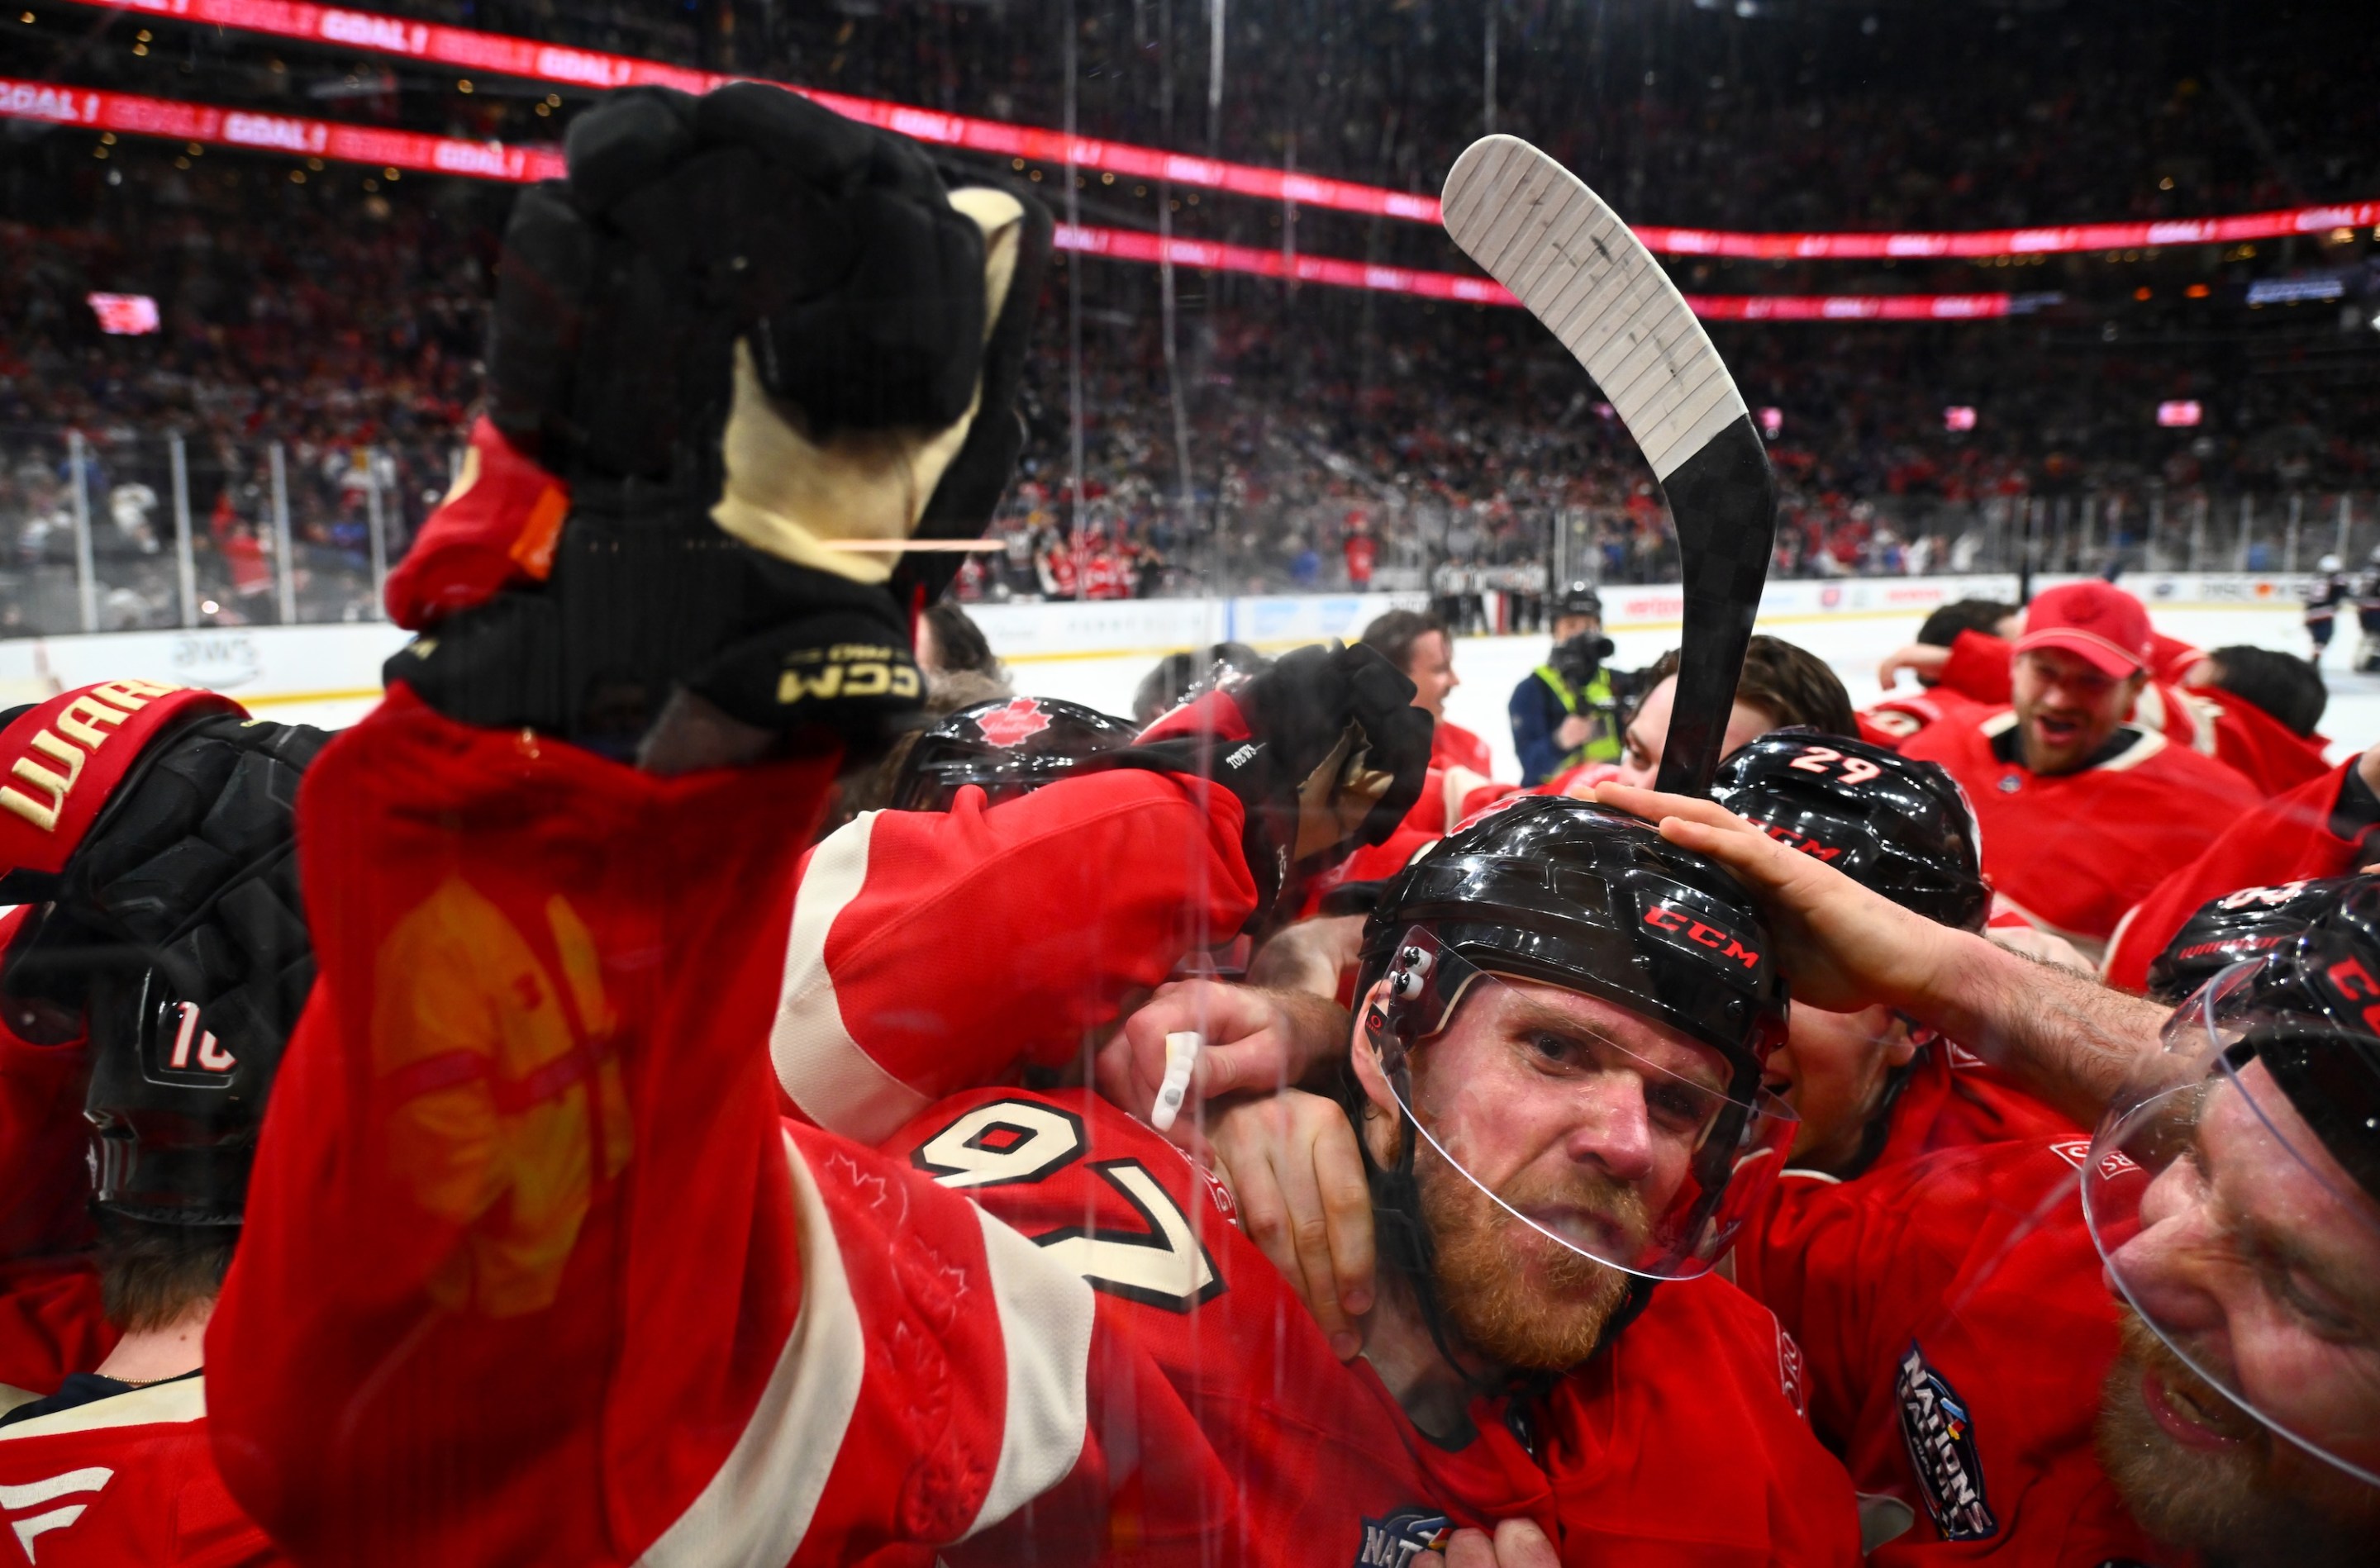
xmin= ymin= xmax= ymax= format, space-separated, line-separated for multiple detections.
xmin=1877 ymin=643 xmax=1951 ymax=691
xmin=2359 ymin=739 xmax=2380 ymax=802
xmin=1588 ymin=782 xmax=1963 ymax=1013
xmin=1207 ymin=1088 xmax=1375 ymax=1359
xmin=1097 ymin=980 xmax=1349 ymax=1147
xmin=1445 ymin=1521 xmax=1559 ymax=1568
xmin=1554 ymin=715 xmax=1595 ymax=751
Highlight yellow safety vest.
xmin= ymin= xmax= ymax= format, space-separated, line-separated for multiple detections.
xmin=1533 ymin=663 xmax=1622 ymax=771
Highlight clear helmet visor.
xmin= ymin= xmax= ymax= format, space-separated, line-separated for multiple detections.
xmin=1364 ymin=926 xmax=1796 ymax=1281
xmin=2082 ymin=958 xmax=2380 ymax=1488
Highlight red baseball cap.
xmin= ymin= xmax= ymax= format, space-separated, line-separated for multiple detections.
xmin=2014 ymin=581 xmax=2154 ymax=678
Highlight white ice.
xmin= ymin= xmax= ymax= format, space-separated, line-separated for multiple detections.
xmin=258 ymin=601 xmax=2375 ymax=777
xmin=1009 ymin=602 xmax=2378 ymax=782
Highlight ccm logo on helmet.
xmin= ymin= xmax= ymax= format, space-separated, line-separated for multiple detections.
xmin=1754 ymin=821 xmax=1846 ymax=863
xmin=1641 ymin=904 xmax=1762 ymax=970
xmin=2321 ymin=955 xmax=2380 ymax=1034
xmin=0 ymin=679 xmax=183 ymax=834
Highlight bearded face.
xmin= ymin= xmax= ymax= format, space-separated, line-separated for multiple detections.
xmin=1413 ymin=1127 xmax=1636 ymax=1369
xmin=2097 ymin=1309 xmax=2380 ymax=1567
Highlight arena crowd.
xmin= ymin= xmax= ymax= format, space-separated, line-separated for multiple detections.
xmin=1 ymin=79 xmax=2378 ymax=1568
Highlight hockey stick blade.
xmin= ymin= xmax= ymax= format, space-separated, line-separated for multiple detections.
xmin=1441 ymin=135 xmax=1777 ymax=796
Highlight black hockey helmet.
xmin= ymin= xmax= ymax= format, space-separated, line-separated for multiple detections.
xmin=2227 ymin=880 xmax=2380 ymax=1205
xmin=1551 ymin=581 xmax=1604 ymax=621
xmin=889 ymin=694 xmax=1137 ymax=813
xmin=2083 ymin=873 xmax=2380 ymax=1489
xmin=0 ymin=702 xmax=324 ymax=1227
xmin=1358 ymin=794 xmax=1788 ymax=1100
xmin=1711 ymin=729 xmax=1990 ymax=933
xmin=2142 ymin=876 xmax=2353 ymax=1005
xmin=1351 ymin=794 xmax=1795 ymax=1285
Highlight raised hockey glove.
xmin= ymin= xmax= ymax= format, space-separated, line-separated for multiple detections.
xmin=388 ymin=83 xmax=1051 ymax=769
xmin=1105 ymin=643 xmax=1432 ymax=928
xmin=0 ymin=683 xmax=324 ymax=1222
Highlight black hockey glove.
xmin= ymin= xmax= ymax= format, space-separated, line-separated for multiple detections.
xmin=392 ymin=83 xmax=1052 ymax=770
xmin=1101 ymin=643 xmax=1432 ymax=929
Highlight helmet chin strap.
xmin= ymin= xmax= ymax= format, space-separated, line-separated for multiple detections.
xmin=1346 ymin=975 xmax=1658 ymax=1411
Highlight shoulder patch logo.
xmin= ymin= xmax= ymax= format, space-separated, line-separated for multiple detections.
xmin=1896 ymin=1342 xmax=1997 ymax=1542
xmin=1776 ymin=1324 xmax=1810 ymax=1419
xmin=1353 ymin=1505 xmax=1452 ymax=1566
xmin=973 ymin=697 xmax=1052 ymax=748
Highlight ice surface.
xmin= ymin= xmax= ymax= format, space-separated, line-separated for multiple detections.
xmin=1012 ymin=603 xmax=2373 ymax=782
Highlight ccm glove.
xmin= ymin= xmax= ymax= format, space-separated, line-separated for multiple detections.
xmin=387 ymin=83 xmax=1051 ymax=766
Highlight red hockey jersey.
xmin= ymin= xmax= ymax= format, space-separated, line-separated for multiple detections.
xmin=1735 ymin=1138 xmax=2177 ymax=1566
xmin=210 ymin=689 xmax=1860 ymax=1568
xmin=0 ymin=1379 xmax=279 ymax=1565
xmin=1862 ymin=1043 xmax=2078 ymax=1176
xmin=1930 ymin=629 xmax=2324 ymax=796
xmin=2101 ymin=758 xmax=2369 ymax=994
xmin=1855 ymin=687 xmax=1997 ymax=753
xmin=778 ymin=773 xmax=1259 ymax=1141
xmin=0 ymin=904 xmax=111 ymax=1403
xmin=1901 ymin=710 xmax=2260 ymax=953
xmin=1432 ymin=720 xmax=1494 ymax=779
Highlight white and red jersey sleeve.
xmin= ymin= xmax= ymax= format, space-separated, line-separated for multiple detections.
xmin=776 ymin=772 xmax=1260 ymax=1142
xmin=209 ymin=692 xmax=1111 ymax=1566
xmin=208 ymin=692 xmax=1571 ymax=1568
xmin=2102 ymin=758 xmax=2369 ymax=993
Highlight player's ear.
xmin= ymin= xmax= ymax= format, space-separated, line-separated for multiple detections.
xmin=1349 ymin=977 xmax=1403 ymax=1119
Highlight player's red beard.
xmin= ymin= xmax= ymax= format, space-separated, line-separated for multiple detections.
xmin=2096 ymin=1308 xmax=2380 ymax=1566
xmin=1410 ymin=1132 xmax=1639 ymax=1371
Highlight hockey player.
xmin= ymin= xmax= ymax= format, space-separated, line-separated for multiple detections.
xmin=1602 ymin=636 xmax=1859 ymax=792
xmin=2305 ymin=553 xmax=2349 ymax=665
xmin=1360 ymin=609 xmax=1493 ymax=777
xmin=1902 ymin=580 xmax=2259 ymax=955
xmin=1507 ymin=583 xmax=1625 ymax=786
xmin=0 ymin=680 xmax=321 ymax=1565
xmin=1861 ymin=598 xmax=2016 ymax=748
xmin=1709 ymin=733 xmax=2074 ymax=1176
xmin=2356 ymin=546 xmax=2380 ymax=673
xmin=1602 ymin=783 xmax=2380 ymax=1565
xmin=206 ymin=86 xmax=1857 ymax=1568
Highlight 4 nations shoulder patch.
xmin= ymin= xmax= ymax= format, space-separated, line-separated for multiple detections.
xmin=1351 ymin=1506 xmax=1452 ymax=1567
xmin=1896 ymin=1340 xmax=1998 ymax=1542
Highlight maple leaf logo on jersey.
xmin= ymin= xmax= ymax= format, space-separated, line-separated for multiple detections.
xmin=973 ymin=698 xmax=1052 ymax=748
xmin=1352 ymin=1506 xmax=1451 ymax=1566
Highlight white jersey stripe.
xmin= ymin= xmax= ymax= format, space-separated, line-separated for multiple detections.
xmin=636 ymin=1131 xmax=865 ymax=1568
xmin=960 ymin=1205 xmax=1096 ymax=1540
xmin=0 ymin=1380 xmax=203 ymax=1443
xmin=773 ymin=813 xmax=932 ymax=1144
xmin=0 ymin=1468 xmax=111 ymax=1509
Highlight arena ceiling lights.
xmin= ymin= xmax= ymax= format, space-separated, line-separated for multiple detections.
xmin=0 ymin=77 xmax=2044 ymax=321
xmin=57 ymin=0 xmax=2380 ymax=262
